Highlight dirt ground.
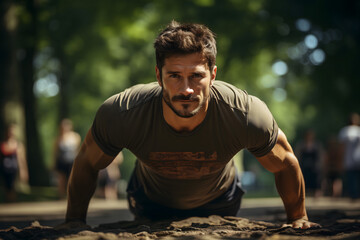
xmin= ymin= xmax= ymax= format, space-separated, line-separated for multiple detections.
xmin=0 ymin=197 xmax=360 ymax=240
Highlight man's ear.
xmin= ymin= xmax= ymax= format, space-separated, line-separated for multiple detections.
xmin=155 ymin=66 xmax=162 ymax=87
xmin=210 ymin=65 xmax=217 ymax=86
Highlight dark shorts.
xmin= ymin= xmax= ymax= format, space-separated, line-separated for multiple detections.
xmin=126 ymin=167 xmax=244 ymax=220
xmin=1 ymin=172 xmax=17 ymax=190
xmin=55 ymin=160 xmax=73 ymax=178
xmin=302 ymin=169 xmax=319 ymax=190
xmin=344 ymin=169 xmax=360 ymax=199
xmin=0 ymin=161 xmax=18 ymax=191
xmin=98 ymin=169 xmax=117 ymax=188
xmin=326 ymin=171 xmax=342 ymax=181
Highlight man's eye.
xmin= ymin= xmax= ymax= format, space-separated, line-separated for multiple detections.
xmin=169 ymin=74 xmax=180 ymax=78
xmin=192 ymin=73 xmax=203 ymax=79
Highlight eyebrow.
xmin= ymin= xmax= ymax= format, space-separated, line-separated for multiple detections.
xmin=166 ymin=71 xmax=181 ymax=75
xmin=165 ymin=70 xmax=207 ymax=75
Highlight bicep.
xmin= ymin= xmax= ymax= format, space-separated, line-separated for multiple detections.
xmin=76 ymin=130 xmax=114 ymax=171
xmin=256 ymin=128 xmax=297 ymax=173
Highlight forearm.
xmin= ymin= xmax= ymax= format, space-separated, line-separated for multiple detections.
xmin=275 ymin=154 xmax=307 ymax=222
xmin=257 ymin=129 xmax=318 ymax=228
xmin=65 ymin=156 xmax=98 ymax=223
xmin=64 ymin=129 xmax=115 ymax=223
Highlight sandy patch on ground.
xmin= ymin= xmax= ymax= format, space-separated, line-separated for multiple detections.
xmin=0 ymin=197 xmax=359 ymax=240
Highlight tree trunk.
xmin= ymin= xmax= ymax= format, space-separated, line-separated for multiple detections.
xmin=58 ymin=55 xmax=70 ymax=120
xmin=19 ymin=0 xmax=49 ymax=186
xmin=0 ymin=0 xmax=18 ymax=139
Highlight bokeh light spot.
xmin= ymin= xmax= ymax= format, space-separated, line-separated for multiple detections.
xmin=34 ymin=74 xmax=59 ymax=97
xmin=273 ymin=88 xmax=287 ymax=102
xmin=309 ymin=49 xmax=326 ymax=65
xmin=272 ymin=61 xmax=288 ymax=76
xmin=295 ymin=18 xmax=311 ymax=32
xmin=304 ymin=34 xmax=318 ymax=49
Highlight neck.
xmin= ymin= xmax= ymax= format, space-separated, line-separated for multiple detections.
xmin=162 ymin=99 xmax=209 ymax=132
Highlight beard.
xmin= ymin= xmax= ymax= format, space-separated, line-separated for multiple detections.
xmin=162 ymin=89 xmax=208 ymax=118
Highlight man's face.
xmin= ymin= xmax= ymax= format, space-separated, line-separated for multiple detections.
xmin=156 ymin=53 xmax=217 ymax=118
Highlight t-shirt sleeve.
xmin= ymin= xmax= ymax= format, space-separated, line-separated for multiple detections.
xmin=246 ymin=95 xmax=278 ymax=157
xmin=91 ymin=95 xmax=123 ymax=157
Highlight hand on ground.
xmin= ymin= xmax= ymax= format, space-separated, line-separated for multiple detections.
xmin=283 ymin=217 xmax=321 ymax=229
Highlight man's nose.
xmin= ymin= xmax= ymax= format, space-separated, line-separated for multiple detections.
xmin=179 ymin=79 xmax=194 ymax=95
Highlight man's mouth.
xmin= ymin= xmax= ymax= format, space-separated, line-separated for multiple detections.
xmin=172 ymin=95 xmax=199 ymax=102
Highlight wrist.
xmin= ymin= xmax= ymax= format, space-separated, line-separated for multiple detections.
xmin=287 ymin=215 xmax=308 ymax=223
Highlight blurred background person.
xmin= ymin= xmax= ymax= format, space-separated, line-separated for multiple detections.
xmin=295 ymin=129 xmax=324 ymax=197
xmin=322 ymin=136 xmax=343 ymax=198
xmin=96 ymin=152 xmax=123 ymax=200
xmin=53 ymin=119 xmax=81 ymax=198
xmin=0 ymin=123 xmax=28 ymax=202
xmin=338 ymin=112 xmax=360 ymax=200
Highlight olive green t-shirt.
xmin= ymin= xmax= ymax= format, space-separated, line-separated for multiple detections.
xmin=91 ymin=80 xmax=278 ymax=209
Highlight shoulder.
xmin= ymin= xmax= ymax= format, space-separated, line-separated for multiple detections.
xmin=99 ymin=82 xmax=161 ymax=114
xmin=91 ymin=82 xmax=161 ymax=156
xmin=211 ymin=80 xmax=272 ymax=116
xmin=247 ymin=95 xmax=274 ymax=127
xmin=210 ymin=80 xmax=274 ymax=123
xmin=93 ymin=82 xmax=161 ymax=135
xmin=210 ymin=80 xmax=249 ymax=111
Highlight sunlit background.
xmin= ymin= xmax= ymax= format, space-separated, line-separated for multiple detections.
xmin=1 ymin=0 xmax=359 ymax=200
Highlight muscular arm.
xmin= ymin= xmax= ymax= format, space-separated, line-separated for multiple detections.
xmin=257 ymin=129 xmax=319 ymax=228
xmin=65 ymin=129 xmax=114 ymax=223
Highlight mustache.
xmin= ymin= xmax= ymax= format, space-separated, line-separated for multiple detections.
xmin=172 ymin=95 xmax=199 ymax=102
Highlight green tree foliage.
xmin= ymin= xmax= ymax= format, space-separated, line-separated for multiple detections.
xmin=1 ymin=0 xmax=359 ymax=186
xmin=263 ymin=0 xmax=360 ymax=139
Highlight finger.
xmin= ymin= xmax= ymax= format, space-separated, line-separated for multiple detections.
xmin=301 ymin=221 xmax=311 ymax=229
xmin=310 ymin=222 xmax=322 ymax=228
xmin=281 ymin=223 xmax=292 ymax=228
xmin=292 ymin=222 xmax=303 ymax=229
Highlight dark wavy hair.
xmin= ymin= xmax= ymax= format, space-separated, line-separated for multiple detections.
xmin=154 ymin=20 xmax=217 ymax=76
